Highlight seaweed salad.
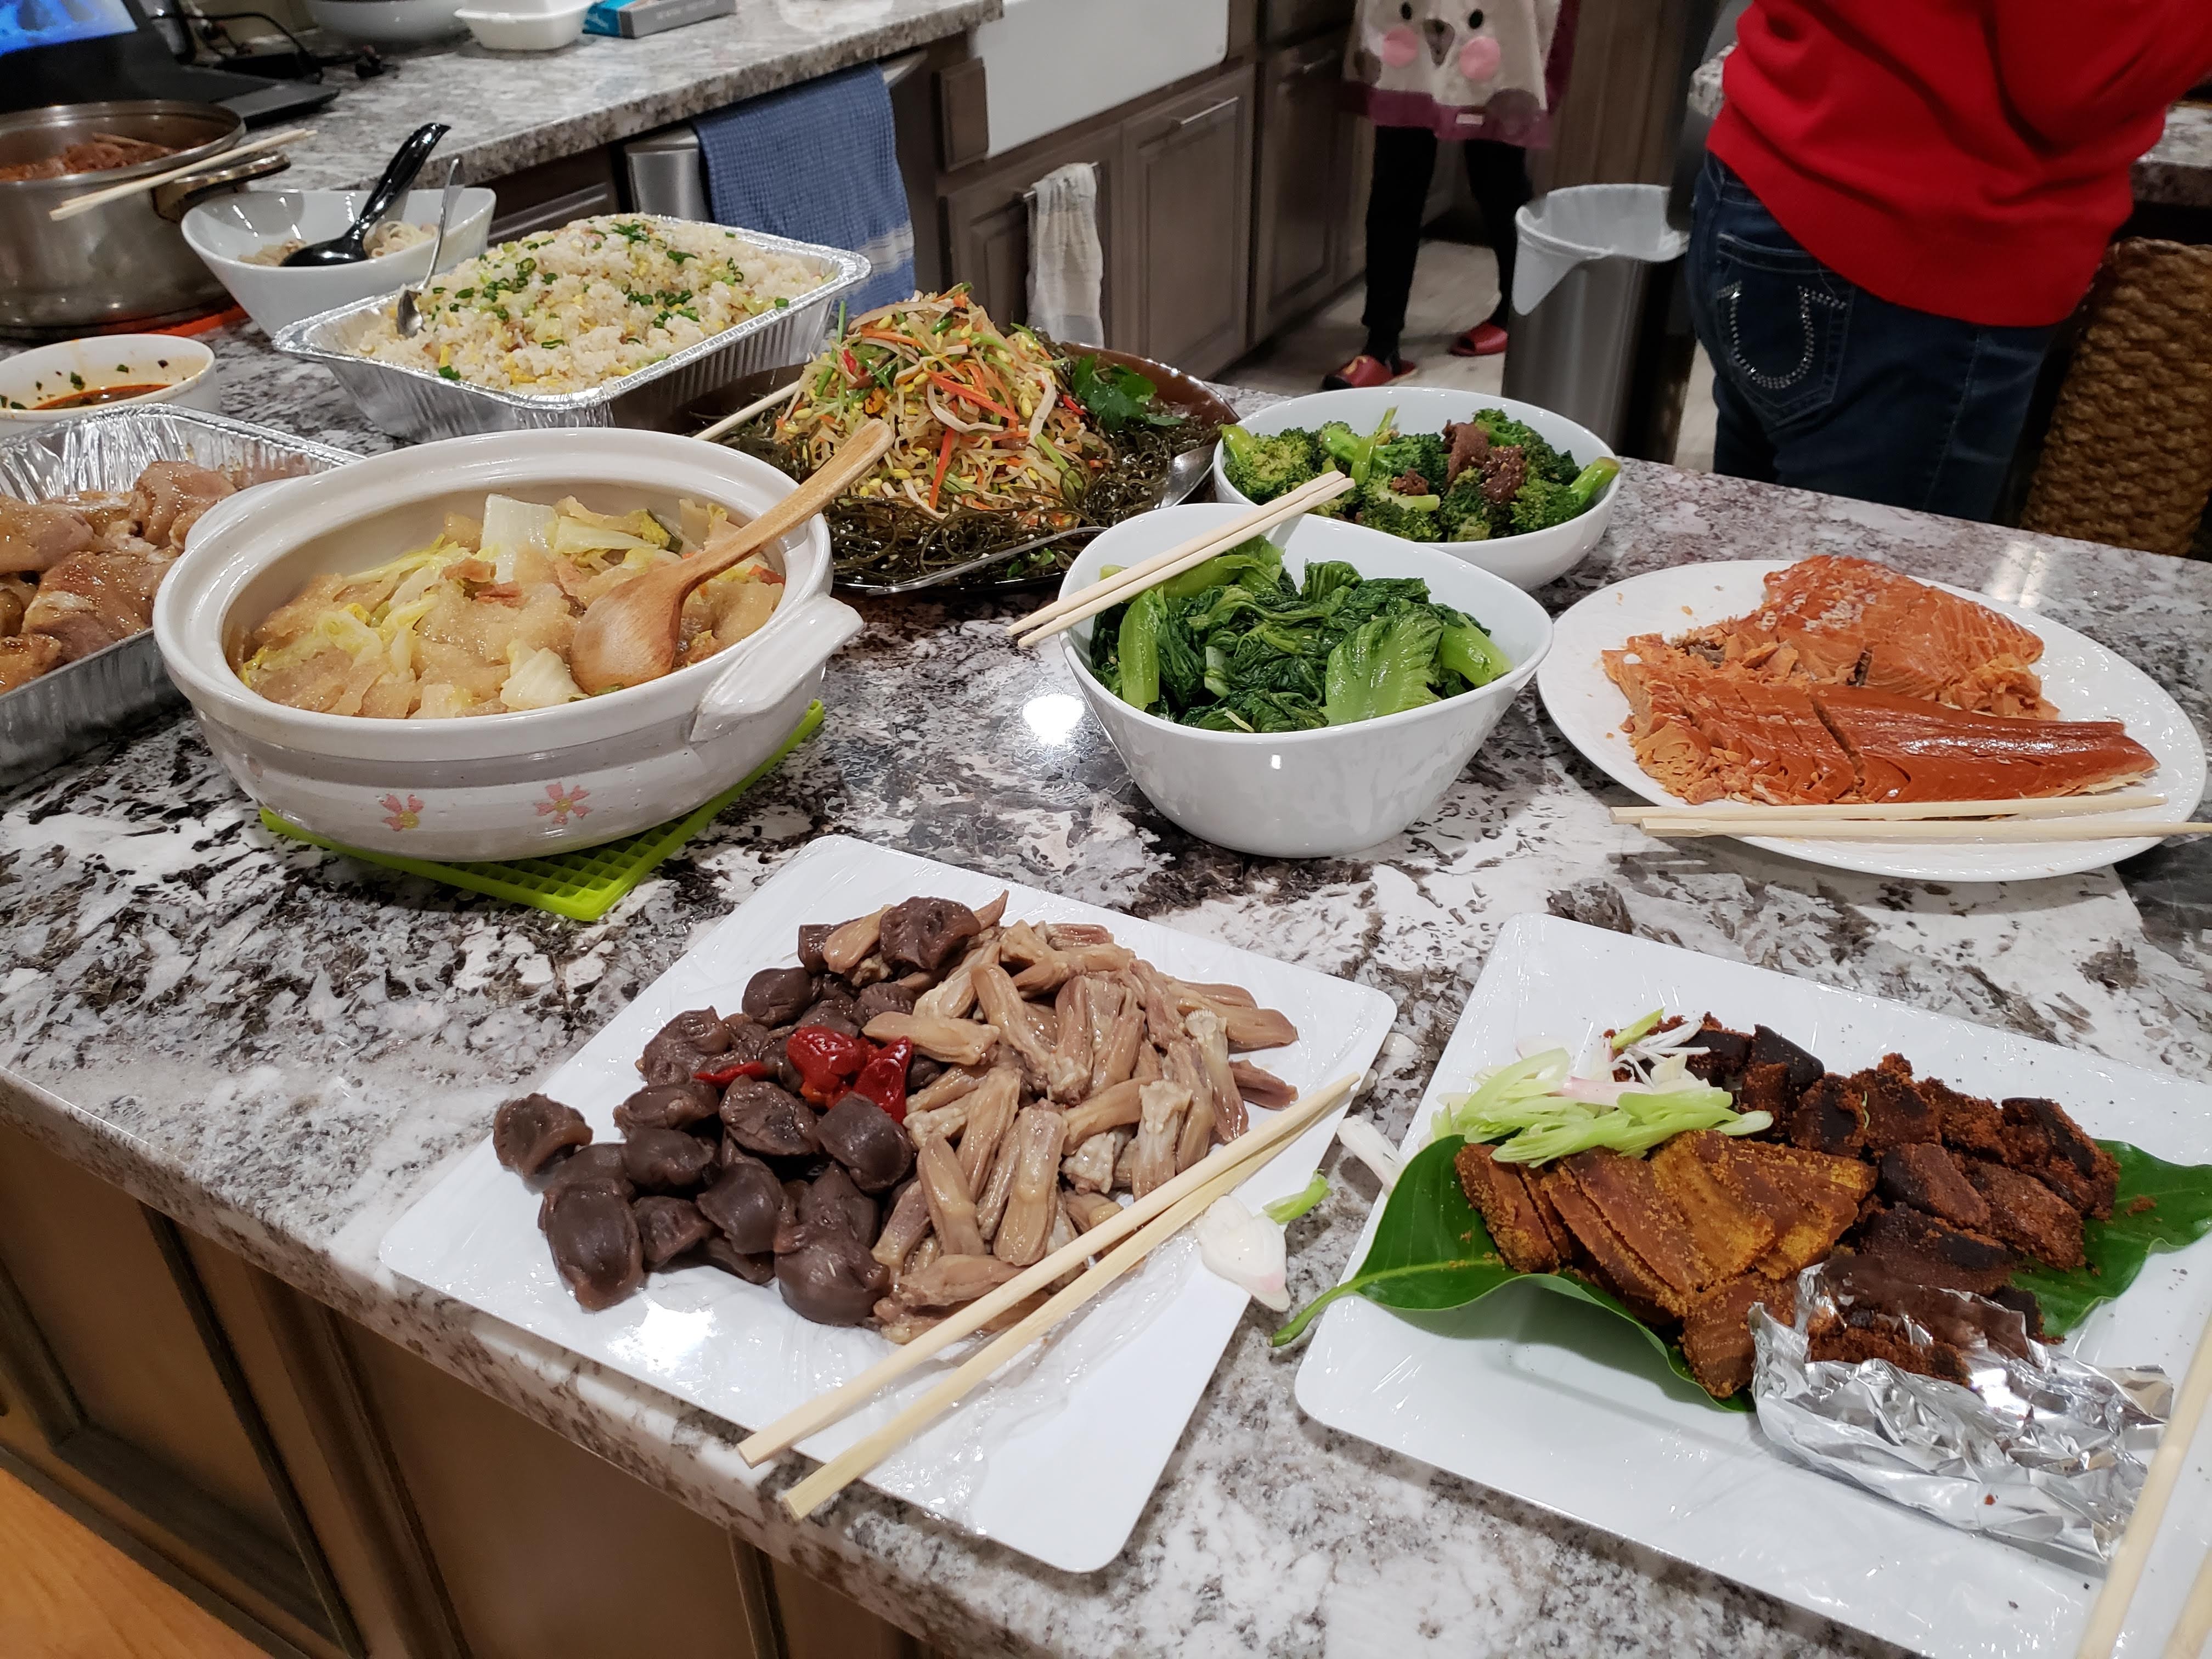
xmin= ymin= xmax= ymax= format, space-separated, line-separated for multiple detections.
xmin=1085 ymin=537 xmax=1513 ymax=732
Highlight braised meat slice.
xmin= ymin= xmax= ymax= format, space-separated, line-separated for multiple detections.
xmin=493 ymin=1093 xmax=591 ymax=1175
xmin=690 ymin=1234 xmax=775 ymax=1284
xmin=1683 ymin=1016 xmax=1752 ymax=1086
xmin=543 ymin=1181 xmax=644 ymax=1310
xmin=719 ymin=1078 xmax=819 ymax=1158
xmin=695 ymin=1152 xmax=788 ymax=1255
xmin=1696 ymin=1136 xmax=1871 ymax=1279
xmin=634 ymin=1196 xmax=715 ymax=1266
xmin=1876 ymin=1143 xmax=1990 ymax=1232
xmin=1747 ymin=1025 xmax=1824 ymax=1095
xmin=1854 ymin=1063 xmax=1939 ymax=1151
xmin=2000 ymin=1097 xmax=2118 ymax=1218
xmin=1455 ymin=1142 xmax=1565 ymax=1273
xmin=854 ymin=980 xmax=917 ymax=1024
xmin=0 ymin=499 xmax=99 ymax=575
xmin=614 ymin=1080 xmax=720 ymax=1134
xmin=1851 ymin=1204 xmax=2015 ymax=1295
xmin=1913 ymin=1072 xmax=2010 ymax=1160
xmin=1679 ymin=1273 xmax=1797 ymax=1399
xmin=797 ymin=922 xmax=836 ymax=974
xmin=1649 ymin=1132 xmax=1779 ymax=1281
xmin=741 ymin=965 xmax=815 ymax=1026
xmin=1558 ymin=1150 xmax=1712 ymax=1299
xmin=878 ymin=896 xmax=983 ymax=975
xmin=1538 ymin=1170 xmax=1684 ymax=1322
xmin=781 ymin=1164 xmax=878 ymax=1247
xmin=775 ymin=1227 xmax=888 ymax=1325
xmin=1962 ymin=1160 xmax=2086 ymax=1269
xmin=621 ymin=1126 xmax=716 ymax=1191
xmin=1785 ymin=1075 xmax=1865 ymax=1157
xmin=535 ymin=1146 xmax=633 ymax=1228
xmin=816 ymin=1093 xmax=915 ymax=1193
xmin=637 ymin=1007 xmax=732 ymax=1084
xmin=1735 ymin=1062 xmax=1798 ymax=1122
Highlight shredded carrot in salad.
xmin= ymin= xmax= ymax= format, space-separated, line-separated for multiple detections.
xmin=772 ymin=291 xmax=1113 ymax=522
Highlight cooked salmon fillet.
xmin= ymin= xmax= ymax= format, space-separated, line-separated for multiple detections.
xmin=1604 ymin=646 xmax=1855 ymax=805
xmin=1810 ymin=686 xmax=2154 ymax=802
xmin=1681 ymin=555 xmax=2051 ymax=718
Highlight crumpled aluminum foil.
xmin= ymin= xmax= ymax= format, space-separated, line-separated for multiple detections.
xmin=1750 ymin=1263 xmax=2170 ymax=1563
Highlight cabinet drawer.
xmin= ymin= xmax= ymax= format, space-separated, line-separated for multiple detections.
xmin=1253 ymin=32 xmax=1350 ymax=338
xmin=1262 ymin=0 xmax=1355 ymax=46
xmin=1117 ymin=65 xmax=1257 ymax=377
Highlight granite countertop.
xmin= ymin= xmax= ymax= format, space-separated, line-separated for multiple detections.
xmin=2136 ymin=101 xmax=2212 ymax=209
xmin=263 ymin=0 xmax=999 ymax=193
xmin=3 ymin=333 xmax=2211 ymax=1659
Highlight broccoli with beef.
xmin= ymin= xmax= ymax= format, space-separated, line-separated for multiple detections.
xmin=1508 ymin=458 xmax=1621 ymax=534
xmin=1373 ymin=431 xmax=1447 ymax=493
xmin=1219 ymin=425 xmax=1321 ymax=504
xmin=1358 ymin=490 xmax=1440 ymax=541
xmin=1470 ymin=409 xmax=1579 ymax=484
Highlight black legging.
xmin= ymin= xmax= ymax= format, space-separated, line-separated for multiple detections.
xmin=1361 ymin=126 xmax=1533 ymax=363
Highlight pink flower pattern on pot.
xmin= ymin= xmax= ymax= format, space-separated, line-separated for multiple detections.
xmin=535 ymin=782 xmax=591 ymax=823
xmin=380 ymin=793 xmax=424 ymax=831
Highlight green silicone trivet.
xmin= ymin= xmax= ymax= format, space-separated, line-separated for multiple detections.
xmin=259 ymin=701 xmax=823 ymax=922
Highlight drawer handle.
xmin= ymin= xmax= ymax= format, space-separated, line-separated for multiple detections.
xmin=1296 ymin=55 xmax=1338 ymax=77
xmin=1175 ymin=97 xmax=1238 ymax=130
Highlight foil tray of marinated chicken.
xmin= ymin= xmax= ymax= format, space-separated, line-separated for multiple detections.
xmin=0 ymin=409 xmax=355 ymax=785
xmin=1751 ymin=1258 xmax=2171 ymax=1564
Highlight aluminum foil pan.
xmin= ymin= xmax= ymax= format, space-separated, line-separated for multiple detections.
xmin=1751 ymin=1262 xmax=2170 ymax=1564
xmin=270 ymin=220 xmax=868 ymax=442
xmin=0 ymin=408 xmax=354 ymax=786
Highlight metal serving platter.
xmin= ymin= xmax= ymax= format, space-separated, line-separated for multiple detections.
xmin=0 ymin=408 xmax=355 ymax=786
xmin=272 ymin=219 xmax=868 ymax=443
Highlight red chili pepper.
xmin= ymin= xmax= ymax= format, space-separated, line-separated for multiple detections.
xmin=693 ymin=1060 xmax=769 ymax=1087
xmin=785 ymin=1025 xmax=876 ymax=1106
xmin=850 ymin=1038 xmax=912 ymax=1123
xmin=840 ymin=347 xmax=863 ymax=382
xmin=1060 ymin=393 xmax=1085 ymax=417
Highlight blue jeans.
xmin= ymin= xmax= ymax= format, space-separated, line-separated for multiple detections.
xmin=1686 ymin=155 xmax=2055 ymax=522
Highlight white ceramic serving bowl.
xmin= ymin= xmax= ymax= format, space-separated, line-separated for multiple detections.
xmin=302 ymin=0 xmax=469 ymax=43
xmin=1211 ymin=385 xmax=1620 ymax=591
xmin=1056 ymin=505 xmax=1552 ymax=857
xmin=155 ymin=428 xmax=859 ymax=860
xmin=455 ymin=0 xmax=589 ymax=50
xmin=183 ymin=187 xmax=496 ymax=337
xmin=0 ymin=335 xmax=217 ymax=424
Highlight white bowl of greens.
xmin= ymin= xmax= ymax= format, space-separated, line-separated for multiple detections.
xmin=1212 ymin=386 xmax=1619 ymax=592
xmin=1056 ymin=505 xmax=1551 ymax=858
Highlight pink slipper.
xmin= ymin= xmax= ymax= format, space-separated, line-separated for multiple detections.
xmin=1448 ymin=323 xmax=1509 ymax=358
xmin=1322 ymin=353 xmax=1416 ymax=390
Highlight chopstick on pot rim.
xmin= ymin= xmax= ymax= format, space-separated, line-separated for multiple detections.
xmin=736 ymin=1072 xmax=1357 ymax=1471
xmin=2074 ymin=1302 xmax=2212 ymax=1659
xmin=1004 ymin=469 xmax=1358 ymax=649
xmin=1633 ymin=819 xmax=2210 ymax=843
xmin=48 ymin=127 xmax=315 ymax=222
xmin=780 ymin=1138 xmax=1273 ymax=1521
xmin=1612 ymin=791 xmax=2168 ymax=824
xmin=693 ymin=377 xmax=804 ymax=445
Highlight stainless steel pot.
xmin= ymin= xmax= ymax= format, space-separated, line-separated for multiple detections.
xmin=0 ymin=101 xmax=291 ymax=338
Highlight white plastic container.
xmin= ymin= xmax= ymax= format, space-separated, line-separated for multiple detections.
xmin=1211 ymin=385 xmax=1620 ymax=592
xmin=155 ymin=428 xmax=860 ymax=860
xmin=0 ymin=335 xmax=218 ymax=425
xmin=182 ymin=187 xmax=496 ymax=337
xmin=455 ymin=0 xmax=589 ymax=49
xmin=302 ymin=0 xmax=469 ymax=43
xmin=1055 ymin=504 xmax=1552 ymax=858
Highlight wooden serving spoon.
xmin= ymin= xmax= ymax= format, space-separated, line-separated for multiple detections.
xmin=569 ymin=420 xmax=893 ymax=695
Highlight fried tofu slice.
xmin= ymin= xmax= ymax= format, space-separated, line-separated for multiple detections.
xmin=1455 ymin=1143 xmax=1565 ymax=1274
xmin=1697 ymin=1135 xmax=1872 ymax=1279
xmin=1538 ymin=1169 xmax=1685 ymax=1323
xmin=1650 ymin=1133 xmax=1779 ymax=1281
xmin=1559 ymin=1150 xmax=1711 ymax=1299
xmin=1877 ymin=1143 xmax=1990 ymax=1232
xmin=1679 ymin=1273 xmax=1798 ymax=1399
xmin=1962 ymin=1160 xmax=2086 ymax=1270
xmin=2000 ymin=1097 xmax=2118 ymax=1218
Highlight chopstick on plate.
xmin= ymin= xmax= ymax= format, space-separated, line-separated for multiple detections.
xmin=2075 ymin=1302 xmax=2212 ymax=1659
xmin=736 ymin=1073 xmax=1357 ymax=1472
xmin=1632 ymin=819 xmax=2210 ymax=843
xmin=1611 ymin=792 xmax=2168 ymax=824
xmin=779 ymin=1137 xmax=1275 ymax=1521
xmin=2159 ymin=1544 xmax=2212 ymax=1659
xmin=1003 ymin=470 xmax=1357 ymax=650
xmin=693 ymin=377 xmax=804 ymax=445
xmin=48 ymin=127 xmax=315 ymax=222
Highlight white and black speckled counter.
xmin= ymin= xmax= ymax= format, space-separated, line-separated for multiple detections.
xmin=2138 ymin=103 xmax=2212 ymax=210
xmin=250 ymin=0 xmax=998 ymax=194
xmin=3 ymin=332 xmax=2210 ymax=1659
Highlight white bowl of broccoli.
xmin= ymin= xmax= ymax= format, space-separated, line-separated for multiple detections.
xmin=1211 ymin=386 xmax=1620 ymax=591
xmin=1054 ymin=504 xmax=1553 ymax=858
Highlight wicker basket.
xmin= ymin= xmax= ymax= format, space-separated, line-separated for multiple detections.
xmin=2021 ymin=238 xmax=2212 ymax=557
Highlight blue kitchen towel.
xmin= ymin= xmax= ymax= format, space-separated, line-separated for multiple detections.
xmin=696 ymin=65 xmax=914 ymax=318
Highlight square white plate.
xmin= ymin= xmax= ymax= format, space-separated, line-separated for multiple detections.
xmin=382 ymin=834 xmax=1394 ymax=1572
xmin=1294 ymin=913 xmax=2212 ymax=1658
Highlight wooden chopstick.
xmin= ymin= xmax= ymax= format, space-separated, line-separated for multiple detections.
xmin=1006 ymin=470 xmax=1357 ymax=648
xmin=736 ymin=1073 xmax=1355 ymax=1469
xmin=48 ymin=127 xmax=313 ymax=222
xmin=1612 ymin=792 xmax=2168 ymax=824
xmin=2076 ymin=1304 xmax=2212 ymax=1658
xmin=2159 ymin=1544 xmax=2212 ymax=1659
xmin=1637 ymin=820 xmax=2209 ymax=843
xmin=780 ymin=1124 xmax=1298 ymax=1521
xmin=694 ymin=377 xmax=803 ymax=445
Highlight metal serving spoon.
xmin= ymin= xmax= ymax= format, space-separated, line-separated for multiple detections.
xmin=394 ymin=157 xmax=464 ymax=340
xmin=283 ymin=122 xmax=449 ymax=268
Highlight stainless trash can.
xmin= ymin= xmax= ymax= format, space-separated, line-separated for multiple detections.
xmin=1501 ymin=184 xmax=1686 ymax=450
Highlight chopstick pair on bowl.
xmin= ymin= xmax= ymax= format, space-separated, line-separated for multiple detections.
xmin=1615 ymin=792 xmax=2212 ymax=844
xmin=737 ymin=1073 xmax=1356 ymax=1520
xmin=1002 ymin=469 xmax=1358 ymax=649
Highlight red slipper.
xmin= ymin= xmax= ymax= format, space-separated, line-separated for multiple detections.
xmin=1322 ymin=353 xmax=1417 ymax=390
xmin=1448 ymin=323 xmax=1509 ymax=357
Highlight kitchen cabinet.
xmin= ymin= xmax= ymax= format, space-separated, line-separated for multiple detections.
xmin=942 ymin=127 xmax=1121 ymax=345
xmin=1117 ymin=65 xmax=1256 ymax=378
xmin=1252 ymin=32 xmax=1350 ymax=341
xmin=1262 ymin=0 xmax=1354 ymax=46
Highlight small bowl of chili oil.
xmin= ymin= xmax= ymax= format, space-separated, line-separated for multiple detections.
xmin=0 ymin=335 xmax=218 ymax=425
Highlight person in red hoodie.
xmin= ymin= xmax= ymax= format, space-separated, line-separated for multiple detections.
xmin=1690 ymin=0 xmax=2212 ymax=521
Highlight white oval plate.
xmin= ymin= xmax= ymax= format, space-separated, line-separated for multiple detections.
xmin=1537 ymin=560 xmax=2207 ymax=883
